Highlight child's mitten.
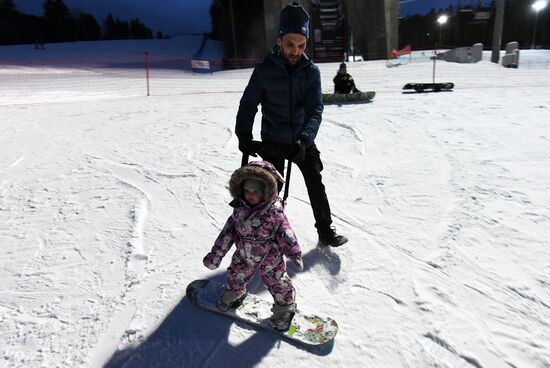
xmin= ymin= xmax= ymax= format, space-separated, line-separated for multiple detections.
xmin=203 ymin=253 xmax=220 ymax=270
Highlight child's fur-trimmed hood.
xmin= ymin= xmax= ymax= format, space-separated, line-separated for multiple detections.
xmin=229 ymin=161 xmax=284 ymax=202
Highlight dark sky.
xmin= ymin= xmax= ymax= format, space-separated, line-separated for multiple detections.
xmin=13 ymin=0 xmax=212 ymax=35
xmin=13 ymin=0 xmax=492 ymax=35
xmin=400 ymin=0 xmax=492 ymax=16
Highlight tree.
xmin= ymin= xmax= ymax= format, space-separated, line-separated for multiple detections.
xmin=103 ymin=13 xmax=115 ymax=39
xmin=76 ymin=12 xmax=100 ymax=41
xmin=1 ymin=2 xmax=170 ymax=44
xmin=42 ymin=0 xmax=69 ymax=20
xmin=42 ymin=0 xmax=77 ymax=42
xmin=104 ymin=13 xmax=153 ymax=40
xmin=0 ymin=0 xmax=17 ymax=44
xmin=115 ymin=18 xmax=130 ymax=39
xmin=129 ymin=18 xmax=152 ymax=39
xmin=103 ymin=13 xmax=130 ymax=40
xmin=209 ymin=0 xmax=222 ymax=40
xmin=399 ymin=0 xmax=550 ymax=49
xmin=0 ymin=0 xmax=16 ymax=16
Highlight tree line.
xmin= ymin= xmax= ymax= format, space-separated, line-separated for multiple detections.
xmin=0 ymin=0 xmax=167 ymax=46
xmin=399 ymin=0 xmax=549 ymax=50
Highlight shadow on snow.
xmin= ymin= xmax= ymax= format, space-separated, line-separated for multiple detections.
xmin=104 ymin=245 xmax=340 ymax=367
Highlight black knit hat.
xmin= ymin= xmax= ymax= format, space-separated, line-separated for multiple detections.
xmin=278 ymin=1 xmax=310 ymax=39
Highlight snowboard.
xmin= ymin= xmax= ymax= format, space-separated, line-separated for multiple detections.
xmin=323 ymin=91 xmax=376 ymax=105
xmin=186 ymin=279 xmax=338 ymax=346
xmin=402 ymin=82 xmax=454 ymax=92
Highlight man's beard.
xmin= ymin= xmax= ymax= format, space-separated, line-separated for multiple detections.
xmin=282 ymin=50 xmax=299 ymax=65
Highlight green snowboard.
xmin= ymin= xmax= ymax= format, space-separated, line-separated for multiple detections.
xmin=322 ymin=91 xmax=376 ymax=105
xmin=186 ymin=279 xmax=338 ymax=346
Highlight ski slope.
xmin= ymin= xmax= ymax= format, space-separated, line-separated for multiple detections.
xmin=1 ymin=40 xmax=550 ymax=367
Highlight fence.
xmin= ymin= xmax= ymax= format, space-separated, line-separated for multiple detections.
xmin=1 ymin=48 xmax=550 ymax=106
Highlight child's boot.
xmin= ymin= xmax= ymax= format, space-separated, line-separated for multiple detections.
xmin=270 ymin=303 xmax=296 ymax=331
xmin=216 ymin=289 xmax=247 ymax=312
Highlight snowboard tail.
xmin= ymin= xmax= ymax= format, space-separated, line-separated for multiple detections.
xmin=186 ymin=279 xmax=338 ymax=346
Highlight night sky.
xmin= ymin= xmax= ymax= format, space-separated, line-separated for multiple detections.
xmin=400 ymin=0 xmax=492 ymax=16
xmin=13 ymin=0 xmax=492 ymax=35
xmin=13 ymin=0 xmax=213 ymax=35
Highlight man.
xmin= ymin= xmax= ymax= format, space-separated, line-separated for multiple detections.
xmin=235 ymin=1 xmax=348 ymax=248
xmin=333 ymin=63 xmax=360 ymax=94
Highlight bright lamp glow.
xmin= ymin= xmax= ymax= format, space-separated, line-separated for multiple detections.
xmin=437 ymin=15 xmax=448 ymax=24
xmin=532 ymin=0 xmax=548 ymax=12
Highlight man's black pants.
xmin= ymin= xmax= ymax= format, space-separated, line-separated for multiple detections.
xmin=261 ymin=143 xmax=332 ymax=232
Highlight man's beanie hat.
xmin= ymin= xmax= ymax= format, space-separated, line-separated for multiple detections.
xmin=279 ymin=1 xmax=310 ymax=39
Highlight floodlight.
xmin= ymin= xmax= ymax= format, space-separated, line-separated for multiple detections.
xmin=532 ymin=0 xmax=548 ymax=12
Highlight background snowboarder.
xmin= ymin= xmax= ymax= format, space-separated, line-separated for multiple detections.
xmin=333 ymin=63 xmax=360 ymax=94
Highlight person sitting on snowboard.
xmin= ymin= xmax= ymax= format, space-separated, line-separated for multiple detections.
xmin=333 ymin=62 xmax=360 ymax=94
xmin=203 ymin=160 xmax=303 ymax=331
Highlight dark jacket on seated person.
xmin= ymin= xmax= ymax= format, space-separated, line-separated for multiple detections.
xmin=333 ymin=63 xmax=360 ymax=94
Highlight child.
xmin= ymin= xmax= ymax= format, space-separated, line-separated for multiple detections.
xmin=203 ymin=160 xmax=303 ymax=331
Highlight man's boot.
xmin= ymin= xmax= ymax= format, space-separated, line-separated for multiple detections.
xmin=318 ymin=226 xmax=348 ymax=247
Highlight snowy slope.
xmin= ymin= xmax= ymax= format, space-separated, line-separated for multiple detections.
xmin=1 ymin=40 xmax=550 ymax=368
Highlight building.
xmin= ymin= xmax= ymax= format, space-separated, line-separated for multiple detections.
xmin=210 ymin=0 xmax=399 ymax=66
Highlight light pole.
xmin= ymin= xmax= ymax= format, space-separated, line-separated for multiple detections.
xmin=437 ymin=14 xmax=448 ymax=48
xmin=491 ymin=0 xmax=505 ymax=63
xmin=531 ymin=0 xmax=548 ymax=49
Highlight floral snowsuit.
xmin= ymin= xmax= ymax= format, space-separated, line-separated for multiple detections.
xmin=203 ymin=161 xmax=301 ymax=306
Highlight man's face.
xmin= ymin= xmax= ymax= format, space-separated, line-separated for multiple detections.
xmin=277 ymin=33 xmax=307 ymax=65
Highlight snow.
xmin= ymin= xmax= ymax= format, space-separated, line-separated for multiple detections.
xmin=1 ymin=39 xmax=550 ymax=368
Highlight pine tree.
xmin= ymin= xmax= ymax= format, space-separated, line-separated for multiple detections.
xmin=42 ymin=0 xmax=76 ymax=42
xmin=76 ymin=12 xmax=100 ymax=41
xmin=103 ymin=13 xmax=117 ymax=39
xmin=0 ymin=0 xmax=16 ymax=16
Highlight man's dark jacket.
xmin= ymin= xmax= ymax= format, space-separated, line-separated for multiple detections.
xmin=235 ymin=46 xmax=323 ymax=146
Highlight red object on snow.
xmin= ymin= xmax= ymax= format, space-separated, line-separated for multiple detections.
xmin=389 ymin=44 xmax=412 ymax=59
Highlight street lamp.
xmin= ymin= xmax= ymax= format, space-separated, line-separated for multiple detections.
xmin=437 ymin=14 xmax=448 ymax=47
xmin=531 ymin=0 xmax=548 ymax=49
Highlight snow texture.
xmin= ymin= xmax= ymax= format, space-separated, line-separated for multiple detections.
xmin=1 ymin=39 xmax=550 ymax=368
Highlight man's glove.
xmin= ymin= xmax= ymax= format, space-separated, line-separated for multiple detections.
xmin=291 ymin=139 xmax=307 ymax=164
xmin=290 ymin=257 xmax=304 ymax=271
xmin=238 ymin=138 xmax=257 ymax=157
